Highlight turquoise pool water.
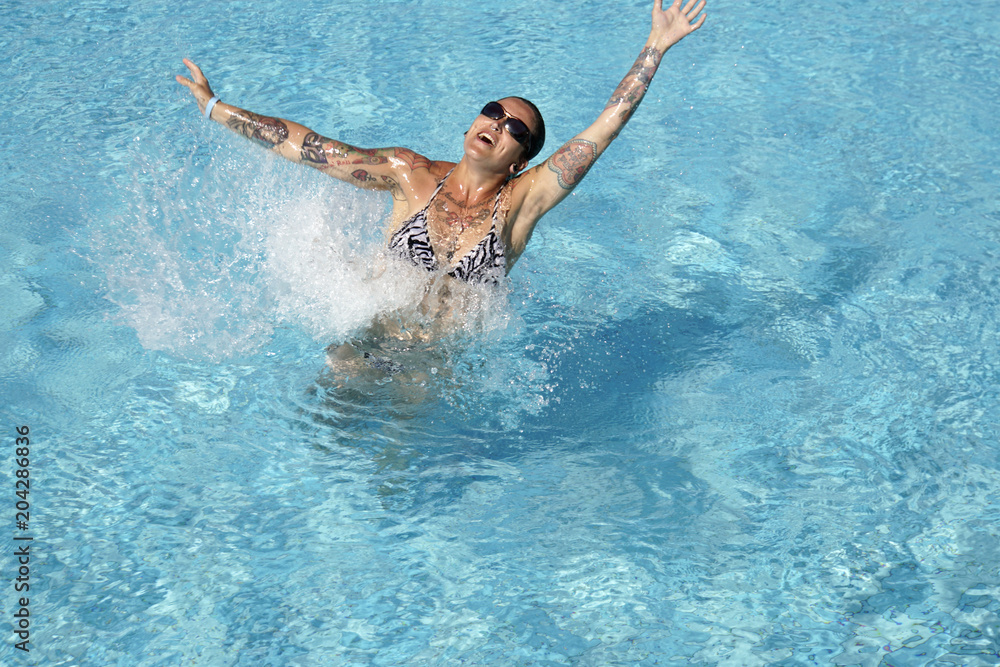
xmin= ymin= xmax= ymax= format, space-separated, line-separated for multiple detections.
xmin=3 ymin=0 xmax=1000 ymax=664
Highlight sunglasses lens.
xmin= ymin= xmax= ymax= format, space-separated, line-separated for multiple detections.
xmin=505 ymin=119 xmax=530 ymax=144
xmin=481 ymin=102 xmax=505 ymax=120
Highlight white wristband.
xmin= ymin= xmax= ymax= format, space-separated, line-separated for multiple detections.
xmin=204 ymin=96 xmax=220 ymax=120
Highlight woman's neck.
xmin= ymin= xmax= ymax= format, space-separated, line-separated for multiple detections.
xmin=448 ymin=158 xmax=508 ymax=206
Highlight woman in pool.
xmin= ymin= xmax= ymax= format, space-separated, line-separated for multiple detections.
xmin=177 ymin=0 xmax=706 ymax=288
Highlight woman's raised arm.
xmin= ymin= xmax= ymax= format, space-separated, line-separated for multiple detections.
xmin=507 ymin=0 xmax=706 ymax=255
xmin=175 ymin=58 xmax=430 ymax=198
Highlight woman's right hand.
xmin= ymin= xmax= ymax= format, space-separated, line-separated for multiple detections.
xmin=648 ymin=0 xmax=706 ymax=54
xmin=175 ymin=58 xmax=216 ymax=116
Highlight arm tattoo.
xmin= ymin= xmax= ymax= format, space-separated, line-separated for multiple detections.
xmin=355 ymin=146 xmax=388 ymax=161
xmin=349 ymin=170 xmax=403 ymax=199
xmin=547 ymin=139 xmax=597 ymax=190
xmin=225 ymin=111 xmax=289 ymax=149
xmin=301 ymin=133 xmax=389 ymax=167
xmin=605 ymin=46 xmax=662 ymax=123
xmin=302 ymin=132 xmax=335 ymax=164
xmin=393 ymin=148 xmax=432 ymax=171
xmin=380 ymin=176 xmax=406 ymax=201
xmin=351 ymin=169 xmax=376 ymax=184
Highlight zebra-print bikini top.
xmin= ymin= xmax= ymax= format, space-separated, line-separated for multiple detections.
xmin=388 ymin=169 xmax=507 ymax=286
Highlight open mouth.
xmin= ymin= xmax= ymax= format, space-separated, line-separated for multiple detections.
xmin=477 ymin=132 xmax=496 ymax=146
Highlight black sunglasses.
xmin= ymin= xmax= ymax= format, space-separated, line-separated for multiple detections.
xmin=480 ymin=101 xmax=532 ymax=154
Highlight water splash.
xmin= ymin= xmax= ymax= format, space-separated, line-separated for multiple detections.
xmin=87 ymin=138 xmax=496 ymax=360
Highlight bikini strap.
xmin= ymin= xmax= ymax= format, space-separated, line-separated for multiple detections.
xmin=490 ymin=179 xmax=509 ymax=230
xmin=427 ymin=168 xmax=454 ymax=205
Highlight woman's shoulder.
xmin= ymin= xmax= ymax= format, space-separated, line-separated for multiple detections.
xmin=428 ymin=159 xmax=457 ymax=181
xmin=390 ymin=151 xmax=454 ymax=183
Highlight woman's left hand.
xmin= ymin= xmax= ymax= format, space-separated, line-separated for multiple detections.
xmin=176 ymin=58 xmax=216 ymax=116
xmin=649 ymin=0 xmax=706 ymax=53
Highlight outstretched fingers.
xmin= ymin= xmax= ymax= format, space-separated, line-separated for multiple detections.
xmin=175 ymin=73 xmax=195 ymax=90
xmin=176 ymin=58 xmax=215 ymax=114
xmin=683 ymin=0 xmax=707 ymax=27
xmin=661 ymin=0 xmax=706 ymax=28
xmin=182 ymin=58 xmax=207 ymax=84
xmin=175 ymin=58 xmax=209 ymax=92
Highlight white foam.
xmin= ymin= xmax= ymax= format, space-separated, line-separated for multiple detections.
xmin=263 ymin=193 xmax=429 ymax=341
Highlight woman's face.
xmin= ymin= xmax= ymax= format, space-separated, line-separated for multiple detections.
xmin=464 ymin=98 xmax=536 ymax=171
